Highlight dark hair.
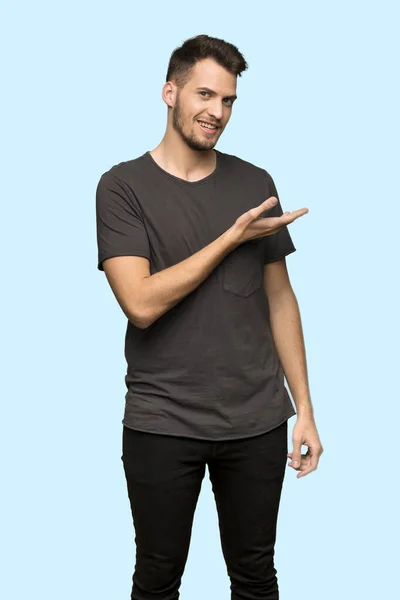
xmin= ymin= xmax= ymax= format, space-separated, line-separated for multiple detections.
xmin=166 ymin=34 xmax=248 ymax=88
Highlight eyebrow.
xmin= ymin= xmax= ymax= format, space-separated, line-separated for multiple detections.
xmin=196 ymin=86 xmax=237 ymax=101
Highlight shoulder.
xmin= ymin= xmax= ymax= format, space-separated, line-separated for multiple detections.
xmin=217 ymin=150 xmax=274 ymax=186
xmin=96 ymin=154 xmax=150 ymax=214
xmin=98 ymin=153 xmax=148 ymax=185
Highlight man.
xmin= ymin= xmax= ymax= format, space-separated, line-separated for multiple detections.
xmin=96 ymin=34 xmax=323 ymax=600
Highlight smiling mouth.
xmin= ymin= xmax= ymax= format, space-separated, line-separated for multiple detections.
xmin=197 ymin=120 xmax=219 ymax=134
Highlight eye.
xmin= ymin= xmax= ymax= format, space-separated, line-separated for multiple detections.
xmin=199 ymin=91 xmax=210 ymax=98
xmin=224 ymin=98 xmax=234 ymax=106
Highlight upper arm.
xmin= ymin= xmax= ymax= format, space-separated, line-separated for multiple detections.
xmin=103 ymin=255 xmax=150 ymax=328
xmin=96 ymin=171 xmax=151 ymax=271
xmin=263 ymin=258 xmax=293 ymax=298
xmin=96 ymin=171 xmax=152 ymax=328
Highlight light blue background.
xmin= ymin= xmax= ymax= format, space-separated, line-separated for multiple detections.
xmin=2 ymin=1 xmax=399 ymax=598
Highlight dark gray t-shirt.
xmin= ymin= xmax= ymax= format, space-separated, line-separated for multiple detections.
xmin=96 ymin=149 xmax=297 ymax=440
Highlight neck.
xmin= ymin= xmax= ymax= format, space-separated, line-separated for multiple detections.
xmin=150 ymin=129 xmax=216 ymax=181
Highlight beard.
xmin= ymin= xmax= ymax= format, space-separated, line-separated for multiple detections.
xmin=172 ymin=93 xmax=218 ymax=152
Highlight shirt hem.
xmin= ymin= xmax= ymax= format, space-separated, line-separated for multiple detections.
xmin=121 ymin=412 xmax=296 ymax=442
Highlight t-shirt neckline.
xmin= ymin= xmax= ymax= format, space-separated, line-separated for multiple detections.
xmin=144 ymin=149 xmax=221 ymax=186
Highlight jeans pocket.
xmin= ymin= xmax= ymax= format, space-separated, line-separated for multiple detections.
xmin=222 ymin=241 xmax=262 ymax=298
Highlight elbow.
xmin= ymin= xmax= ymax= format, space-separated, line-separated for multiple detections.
xmin=127 ymin=281 xmax=157 ymax=329
xmin=128 ymin=306 xmax=154 ymax=330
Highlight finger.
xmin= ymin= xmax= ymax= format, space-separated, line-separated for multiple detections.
xmin=287 ymin=452 xmax=302 ymax=469
xmin=261 ymin=195 xmax=278 ymax=209
xmin=297 ymin=454 xmax=319 ymax=478
xmin=309 ymin=452 xmax=319 ymax=471
xmin=297 ymin=465 xmax=316 ymax=478
xmin=280 ymin=208 xmax=309 ymax=223
xmin=287 ymin=452 xmax=297 ymax=468
xmin=290 ymin=440 xmax=302 ymax=469
xmin=256 ymin=209 xmax=309 ymax=232
xmin=290 ymin=450 xmax=301 ymax=469
xmin=289 ymin=453 xmax=310 ymax=469
xmin=254 ymin=196 xmax=278 ymax=217
xmin=256 ymin=216 xmax=287 ymax=232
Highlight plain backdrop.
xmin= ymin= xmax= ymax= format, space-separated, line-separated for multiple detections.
xmin=1 ymin=1 xmax=399 ymax=599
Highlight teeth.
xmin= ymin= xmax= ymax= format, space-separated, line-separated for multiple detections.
xmin=199 ymin=121 xmax=216 ymax=130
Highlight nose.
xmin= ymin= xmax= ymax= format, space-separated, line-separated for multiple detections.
xmin=206 ymin=99 xmax=224 ymax=122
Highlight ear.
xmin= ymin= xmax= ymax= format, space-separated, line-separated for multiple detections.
xmin=162 ymin=81 xmax=177 ymax=108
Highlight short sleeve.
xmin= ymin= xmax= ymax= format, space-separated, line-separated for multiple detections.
xmin=260 ymin=170 xmax=296 ymax=264
xmin=96 ymin=172 xmax=151 ymax=271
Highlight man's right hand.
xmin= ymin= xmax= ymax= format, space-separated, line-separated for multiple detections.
xmin=229 ymin=196 xmax=309 ymax=246
xmin=102 ymin=196 xmax=308 ymax=329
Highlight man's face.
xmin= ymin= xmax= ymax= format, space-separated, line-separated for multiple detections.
xmin=169 ymin=58 xmax=237 ymax=151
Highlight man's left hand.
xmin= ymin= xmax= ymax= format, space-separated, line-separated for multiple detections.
xmin=287 ymin=414 xmax=324 ymax=478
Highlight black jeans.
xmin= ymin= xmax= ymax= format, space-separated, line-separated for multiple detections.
xmin=122 ymin=419 xmax=288 ymax=600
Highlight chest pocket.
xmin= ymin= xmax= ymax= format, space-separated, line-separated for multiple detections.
xmin=222 ymin=241 xmax=262 ymax=298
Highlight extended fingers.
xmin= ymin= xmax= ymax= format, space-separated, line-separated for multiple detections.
xmin=281 ymin=207 xmax=309 ymax=223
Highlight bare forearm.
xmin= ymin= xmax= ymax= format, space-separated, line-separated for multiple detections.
xmin=267 ymin=288 xmax=314 ymax=417
xmin=138 ymin=229 xmax=239 ymax=327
